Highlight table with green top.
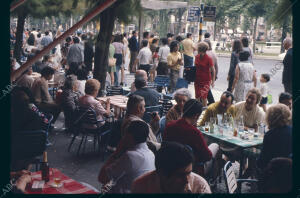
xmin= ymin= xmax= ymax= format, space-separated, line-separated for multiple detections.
xmin=198 ymin=126 xmax=263 ymax=192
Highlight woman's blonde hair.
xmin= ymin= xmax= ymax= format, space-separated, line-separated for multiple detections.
xmin=85 ymin=79 xmax=100 ymax=95
xmin=198 ymin=42 xmax=209 ymax=53
xmin=266 ymin=104 xmax=291 ymax=129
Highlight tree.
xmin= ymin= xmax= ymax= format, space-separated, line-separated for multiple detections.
xmin=11 ymin=0 xmax=75 ymax=62
xmin=242 ymin=14 xmax=252 ymax=34
xmin=268 ymin=0 xmax=293 ymax=52
xmin=246 ymin=0 xmax=268 ymax=53
xmin=85 ymin=0 xmax=141 ymax=95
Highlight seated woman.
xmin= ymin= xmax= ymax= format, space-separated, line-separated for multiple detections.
xmin=257 ymin=104 xmax=292 ymax=170
xmin=165 ymin=88 xmax=191 ymax=125
xmin=60 ymin=75 xmax=82 ymax=131
xmin=78 ymin=79 xmax=111 ymax=127
xmin=31 ymin=66 xmax=61 ymax=123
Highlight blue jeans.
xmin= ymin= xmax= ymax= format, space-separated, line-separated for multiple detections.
xmin=114 ymin=65 xmax=121 ymax=86
xmin=184 ymin=54 xmax=193 ymax=68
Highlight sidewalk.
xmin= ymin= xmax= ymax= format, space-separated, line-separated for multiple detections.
xmin=216 ymin=52 xmax=282 ymax=61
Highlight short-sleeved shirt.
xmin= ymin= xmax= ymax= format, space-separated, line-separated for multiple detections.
xmin=167 ymin=52 xmax=182 ymax=71
xmin=112 ymin=42 xmax=124 ymax=54
xmin=158 ymin=45 xmax=170 ymax=63
xmin=132 ymin=171 xmax=211 ymax=193
xmin=137 ymin=47 xmax=152 ymax=65
xmin=182 ymin=38 xmax=195 ymax=57
xmin=259 ymin=83 xmax=268 ymax=97
xmin=105 ymin=143 xmax=155 ymax=193
xmin=195 ymin=54 xmax=213 ymax=83
xmin=78 ymin=95 xmax=107 ymax=125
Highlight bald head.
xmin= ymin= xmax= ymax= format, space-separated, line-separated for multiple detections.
xmin=283 ymin=38 xmax=292 ymax=50
xmin=135 ymin=70 xmax=147 ymax=81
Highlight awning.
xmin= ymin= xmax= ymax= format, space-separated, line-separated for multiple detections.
xmin=141 ymin=0 xmax=188 ymax=10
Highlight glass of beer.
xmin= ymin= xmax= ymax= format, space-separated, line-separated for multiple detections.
xmin=205 ymin=122 xmax=209 ymax=132
xmin=233 ymin=127 xmax=238 ymax=137
xmin=52 ymin=170 xmax=63 ymax=188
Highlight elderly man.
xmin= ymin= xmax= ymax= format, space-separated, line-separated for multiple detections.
xmin=200 ymin=91 xmax=236 ymax=126
xmin=282 ymin=38 xmax=292 ymax=94
xmin=130 ymin=69 xmax=147 ymax=93
xmin=67 ymin=36 xmax=84 ymax=66
xmin=166 ymin=88 xmax=191 ymax=125
xmin=132 ymin=142 xmax=211 ymax=193
xmin=234 ymin=88 xmax=265 ymax=131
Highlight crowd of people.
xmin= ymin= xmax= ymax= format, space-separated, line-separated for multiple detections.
xmin=10 ymin=27 xmax=293 ymax=194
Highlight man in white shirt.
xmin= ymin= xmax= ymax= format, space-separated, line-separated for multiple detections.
xmin=157 ymin=38 xmax=170 ymax=75
xmin=134 ymin=40 xmax=152 ymax=77
xmin=98 ymin=120 xmax=155 ymax=193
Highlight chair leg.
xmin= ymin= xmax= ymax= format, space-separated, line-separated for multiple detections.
xmin=82 ymin=135 xmax=88 ymax=154
xmin=68 ymin=134 xmax=77 ymax=152
xmin=93 ymin=134 xmax=97 ymax=152
xmin=77 ymin=135 xmax=85 ymax=156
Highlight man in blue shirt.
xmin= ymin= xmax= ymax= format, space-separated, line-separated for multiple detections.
xmin=40 ymin=31 xmax=53 ymax=48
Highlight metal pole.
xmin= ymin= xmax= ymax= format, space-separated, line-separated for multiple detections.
xmin=10 ymin=0 xmax=27 ymax=12
xmin=198 ymin=2 xmax=204 ymax=42
xmin=11 ymin=0 xmax=117 ymax=82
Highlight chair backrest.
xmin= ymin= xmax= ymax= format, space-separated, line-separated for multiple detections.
xmin=106 ymin=86 xmax=124 ymax=96
xmin=74 ymin=106 xmax=98 ymax=126
xmin=223 ymin=161 xmax=238 ymax=194
xmin=157 ymin=116 xmax=166 ymax=142
xmin=11 ymin=130 xmax=47 ymax=161
xmin=154 ymin=75 xmax=170 ymax=87
xmin=159 ymin=99 xmax=174 ymax=116
xmin=175 ymin=78 xmax=189 ymax=89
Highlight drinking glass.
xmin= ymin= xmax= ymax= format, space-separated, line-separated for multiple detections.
xmin=52 ymin=170 xmax=63 ymax=188
xmin=204 ymin=122 xmax=210 ymax=132
xmin=217 ymin=114 xmax=222 ymax=125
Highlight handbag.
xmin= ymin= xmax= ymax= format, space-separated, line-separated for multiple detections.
xmin=108 ymin=58 xmax=116 ymax=67
xmin=184 ymin=66 xmax=196 ymax=82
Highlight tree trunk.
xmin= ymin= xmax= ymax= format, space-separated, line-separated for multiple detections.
xmin=280 ymin=15 xmax=289 ymax=53
xmin=14 ymin=11 xmax=27 ymax=62
xmin=252 ymin=16 xmax=258 ymax=54
xmin=93 ymin=8 xmax=116 ymax=96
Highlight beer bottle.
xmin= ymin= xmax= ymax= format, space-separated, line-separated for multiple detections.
xmin=41 ymin=151 xmax=50 ymax=182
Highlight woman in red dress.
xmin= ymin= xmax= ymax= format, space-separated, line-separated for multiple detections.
xmin=194 ymin=42 xmax=215 ymax=107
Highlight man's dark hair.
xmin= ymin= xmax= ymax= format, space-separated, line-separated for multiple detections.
xmin=114 ymin=34 xmax=122 ymax=43
xmin=143 ymin=31 xmax=149 ymax=39
xmin=204 ymin=32 xmax=210 ymax=39
xmin=81 ymin=34 xmax=87 ymax=41
xmin=66 ymin=36 xmax=72 ymax=43
xmin=123 ymin=32 xmax=127 ymax=37
xmin=152 ymin=38 xmax=158 ymax=44
xmin=259 ymin=157 xmax=292 ymax=193
xmin=169 ymin=40 xmax=179 ymax=53
xmin=135 ymin=77 xmax=147 ymax=89
xmin=241 ymin=37 xmax=249 ymax=47
xmin=73 ymin=36 xmax=80 ymax=44
xmin=42 ymin=55 xmax=50 ymax=62
xmin=161 ymin=38 xmax=168 ymax=45
xmin=132 ymin=30 xmax=136 ymax=35
xmin=150 ymin=34 xmax=155 ymax=38
xmin=167 ymin=33 xmax=174 ymax=38
xmin=176 ymin=35 xmax=183 ymax=42
xmin=37 ymin=33 xmax=41 ymax=38
xmin=183 ymin=99 xmax=203 ymax=118
xmin=222 ymin=91 xmax=234 ymax=104
xmin=186 ymin=33 xmax=192 ymax=38
xmin=142 ymin=40 xmax=148 ymax=47
xmin=239 ymin=51 xmax=250 ymax=61
xmin=32 ymin=28 xmax=36 ymax=31
xmin=127 ymin=95 xmax=144 ymax=114
xmin=261 ymin=74 xmax=270 ymax=82
xmin=279 ymin=92 xmax=292 ymax=103
xmin=41 ymin=66 xmax=55 ymax=77
xmin=155 ymin=142 xmax=194 ymax=177
xmin=45 ymin=31 xmax=49 ymax=35
xmin=76 ymin=68 xmax=88 ymax=80
xmin=127 ymin=120 xmax=149 ymax=144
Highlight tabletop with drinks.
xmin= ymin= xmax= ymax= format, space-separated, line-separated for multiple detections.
xmin=25 ymin=152 xmax=98 ymax=194
xmin=198 ymin=113 xmax=265 ymax=148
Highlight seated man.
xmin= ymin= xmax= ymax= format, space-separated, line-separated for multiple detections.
xmin=200 ymin=91 xmax=236 ymax=126
xmin=130 ymin=69 xmax=148 ymax=93
xmin=163 ymin=99 xmax=219 ymax=176
xmin=132 ymin=141 xmax=211 ymax=193
xmin=16 ymin=66 xmax=34 ymax=89
xmin=31 ymin=66 xmax=61 ymax=123
xmin=166 ymin=88 xmax=191 ymax=125
xmin=131 ymin=77 xmax=161 ymax=107
xmin=234 ymin=88 xmax=265 ymax=131
xmin=98 ymin=121 xmax=155 ymax=193
xmin=60 ymin=75 xmax=82 ymax=130
xmin=279 ymin=92 xmax=292 ymax=110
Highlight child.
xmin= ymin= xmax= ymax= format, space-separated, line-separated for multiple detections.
xmin=259 ymin=74 xmax=270 ymax=112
